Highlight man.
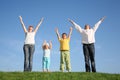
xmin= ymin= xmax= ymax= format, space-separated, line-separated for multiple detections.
xmin=69 ymin=17 xmax=105 ymax=72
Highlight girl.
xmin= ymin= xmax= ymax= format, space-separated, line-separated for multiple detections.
xmin=42 ymin=40 xmax=52 ymax=72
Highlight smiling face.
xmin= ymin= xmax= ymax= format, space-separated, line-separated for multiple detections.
xmin=28 ymin=26 xmax=34 ymax=32
xmin=84 ymin=24 xmax=90 ymax=30
xmin=62 ymin=33 xmax=67 ymax=39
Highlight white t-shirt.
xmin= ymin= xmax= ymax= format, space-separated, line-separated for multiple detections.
xmin=81 ymin=29 xmax=95 ymax=44
xmin=24 ymin=32 xmax=36 ymax=44
xmin=43 ymin=49 xmax=50 ymax=58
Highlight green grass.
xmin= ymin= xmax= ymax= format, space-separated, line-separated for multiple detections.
xmin=0 ymin=72 xmax=120 ymax=80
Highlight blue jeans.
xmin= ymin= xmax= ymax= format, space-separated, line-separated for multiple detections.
xmin=23 ymin=44 xmax=35 ymax=72
xmin=83 ymin=43 xmax=96 ymax=72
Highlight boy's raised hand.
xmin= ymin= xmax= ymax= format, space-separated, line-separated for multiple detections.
xmin=55 ymin=28 xmax=59 ymax=33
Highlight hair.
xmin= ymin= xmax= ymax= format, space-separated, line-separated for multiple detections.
xmin=29 ymin=25 xmax=34 ymax=28
xmin=84 ymin=24 xmax=90 ymax=29
xmin=62 ymin=33 xmax=67 ymax=36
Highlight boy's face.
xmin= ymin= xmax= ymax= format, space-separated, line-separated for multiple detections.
xmin=62 ymin=34 xmax=67 ymax=39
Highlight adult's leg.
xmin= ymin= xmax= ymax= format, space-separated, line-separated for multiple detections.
xmin=83 ymin=44 xmax=90 ymax=72
xmin=29 ymin=45 xmax=35 ymax=71
xmin=89 ymin=44 xmax=96 ymax=72
xmin=23 ymin=45 xmax=29 ymax=71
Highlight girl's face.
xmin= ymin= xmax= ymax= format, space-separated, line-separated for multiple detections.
xmin=28 ymin=26 xmax=33 ymax=32
xmin=44 ymin=45 xmax=49 ymax=49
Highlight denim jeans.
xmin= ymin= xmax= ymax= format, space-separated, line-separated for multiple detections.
xmin=83 ymin=43 xmax=96 ymax=72
xmin=23 ymin=44 xmax=35 ymax=72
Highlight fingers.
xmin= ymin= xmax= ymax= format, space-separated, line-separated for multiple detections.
xmin=41 ymin=17 xmax=44 ymax=21
xmin=55 ymin=27 xmax=58 ymax=32
xmin=101 ymin=16 xmax=106 ymax=22
xmin=68 ymin=18 xmax=72 ymax=22
xmin=19 ymin=16 xmax=22 ymax=20
xmin=68 ymin=18 xmax=71 ymax=21
xmin=49 ymin=41 xmax=52 ymax=44
xmin=70 ymin=27 xmax=73 ymax=30
xmin=43 ymin=40 xmax=46 ymax=43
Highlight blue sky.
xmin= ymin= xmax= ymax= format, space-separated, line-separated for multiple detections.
xmin=0 ymin=0 xmax=120 ymax=73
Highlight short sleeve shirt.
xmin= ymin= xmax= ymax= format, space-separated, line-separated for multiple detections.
xmin=59 ymin=38 xmax=70 ymax=51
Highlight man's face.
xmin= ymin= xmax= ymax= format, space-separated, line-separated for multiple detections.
xmin=85 ymin=25 xmax=90 ymax=29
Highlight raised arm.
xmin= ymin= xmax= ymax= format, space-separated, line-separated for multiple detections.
xmin=55 ymin=28 xmax=61 ymax=40
xmin=68 ymin=19 xmax=83 ymax=33
xmin=34 ymin=17 xmax=44 ymax=33
xmin=93 ymin=16 xmax=106 ymax=32
xmin=68 ymin=27 xmax=73 ymax=39
xmin=49 ymin=41 xmax=52 ymax=49
xmin=19 ymin=16 xmax=27 ymax=33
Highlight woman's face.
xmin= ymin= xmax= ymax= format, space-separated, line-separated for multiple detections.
xmin=28 ymin=26 xmax=33 ymax=32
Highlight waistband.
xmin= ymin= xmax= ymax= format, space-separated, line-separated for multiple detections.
xmin=60 ymin=50 xmax=69 ymax=51
xmin=24 ymin=44 xmax=35 ymax=46
xmin=83 ymin=43 xmax=94 ymax=45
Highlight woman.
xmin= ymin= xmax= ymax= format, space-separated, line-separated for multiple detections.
xmin=19 ymin=16 xmax=43 ymax=72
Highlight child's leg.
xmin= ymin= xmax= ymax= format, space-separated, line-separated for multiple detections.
xmin=43 ymin=57 xmax=47 ymax=72
xmin=46 ymin=57 xmax=50 ymax=72
xmin=60 ymin=51 xmax=65 ymax=72
xmin=65 ymin=51 xmax=71 ymax=71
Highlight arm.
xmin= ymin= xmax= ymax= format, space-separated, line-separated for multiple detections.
xmin=49 ymin=41 xmax=52 ymax=49
xmin=19 ymin=16 xmax=27 ymax=33
xmin=68 ymin=19 xmax=83 ymax=33
xmin=93 ymin=16 xmax=106 ymax=32
xmin=68 ymin=27 xmax=73 ymax=39
xmin=55 ymin=28 xmax=61 ymax=40
xmin=34 ymin=17 xmax=44 ymax=33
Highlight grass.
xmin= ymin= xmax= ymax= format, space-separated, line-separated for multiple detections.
xmin=0 ymin=72 xmax=120 ymax=80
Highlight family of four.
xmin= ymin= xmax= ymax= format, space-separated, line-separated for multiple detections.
xmin=19 ymin=16 xmax=105 ymax=72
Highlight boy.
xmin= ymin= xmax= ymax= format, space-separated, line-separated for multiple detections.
xmin=55 ymin=27 xmax=72 ymax=72
xmin=42 ymin=40 xmax=52 ymax=72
